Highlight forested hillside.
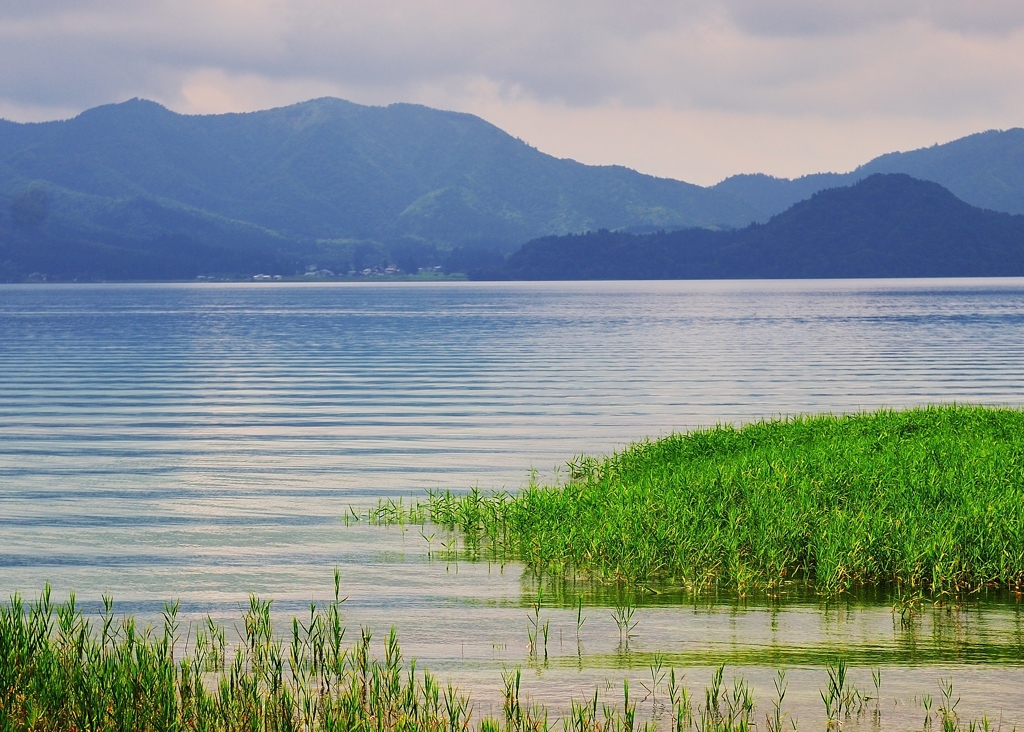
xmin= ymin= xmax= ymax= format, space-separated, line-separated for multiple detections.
xmin=497 ymin=175 xmax=1024 ymax=280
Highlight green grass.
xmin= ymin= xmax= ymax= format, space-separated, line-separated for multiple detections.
xmin=394 ymin=406 xmax=1024 ymax=595
xmin=0 ymin=579 xmax=761 ymax=732
xmin=3 ymin=584 xmax=1012 ymax=732
xmin=0 ymin=576 xmax=488 ymax=732
xmin=3 ymin=584 xmax=1016 ymax=732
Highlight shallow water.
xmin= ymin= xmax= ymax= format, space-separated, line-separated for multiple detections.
xmin=2 ymin=279 xmax=1024 ymax=726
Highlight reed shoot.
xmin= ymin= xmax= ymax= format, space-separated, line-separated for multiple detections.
xmin=1 ymin=586 xmax=1013 ymax=731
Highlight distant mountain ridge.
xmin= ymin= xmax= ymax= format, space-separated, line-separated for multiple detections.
xmin=0 ymin=97 xmax=758 ymax=280
xmin=497 ymin=174 xmax=1024 ymax=280
xmin=2 ymin=98 xmax=1024 ymax=281
xmin=715 ymin=128 xmax=1024 ymax=220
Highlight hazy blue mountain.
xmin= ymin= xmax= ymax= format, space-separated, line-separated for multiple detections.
xmin=5 ymin=98 xmax=1024 ymax=281
xmin=714 ymin=129 xmax=1024 ymax=220
xmin=497 ymin=174 xmax=1024 ymax=280
xmin=0 ymin=97 xmax=760 ymax=280
xmin=711 ymin=172 xmax=847 ymax=221
xmin=0 ymin=183 xmax=309 ymax=281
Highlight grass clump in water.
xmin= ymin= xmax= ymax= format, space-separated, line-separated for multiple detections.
xmin=415 ymin=406 xmax=1024 ymax=594
xmin=2 ymin=583 xmax=1015 ymax=731
xmin=0 ymin=578 xmax=495 ymax=732
xmin=0 ymin=583 xmax=754 ymax=732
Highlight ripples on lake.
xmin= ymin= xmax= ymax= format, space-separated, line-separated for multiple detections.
xmin=2 ymin=279 xmax=1023 ymax=726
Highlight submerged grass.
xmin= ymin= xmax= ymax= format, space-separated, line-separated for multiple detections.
xmin=0 ymin=578 xmax=492 ymax=732
xmin=2 ymin=585 xmax=1013 ymax=732
xmin=390 ymin=406 xmax=1024 ymax=595
xmin=0 ymin=582 xmax=772 ymax=732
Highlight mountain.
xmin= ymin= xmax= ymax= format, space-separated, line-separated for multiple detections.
xmin=0 ymin=98 xmax=758 ymax=280
xmin=497 ymin=174 xmax=1024 ymax=280
xmin=4 ymin=98 xmax=1023 ymax=282
xmin=714 ymin=128 xmax=1024 ymax=220
xmin=0 ymin=186 xmax=309 ymax=281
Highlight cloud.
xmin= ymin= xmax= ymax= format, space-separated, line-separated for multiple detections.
xmin=721 ymin=0 xmax=1024 ymax=37
xmin=0 ymin=0 xmax=1022 ymax=182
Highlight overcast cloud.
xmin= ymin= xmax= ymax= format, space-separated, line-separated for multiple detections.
xmin=1 ymin=0 xmax=1022 ymax=183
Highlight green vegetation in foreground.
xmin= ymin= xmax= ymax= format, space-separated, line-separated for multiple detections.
xmin=385 ymin=406 xmax=1024 ymax=595
xmin=0 ymin=579 xmax=496 ymax=732
xmin=1 ymin=584 xmax=1012 ymax=732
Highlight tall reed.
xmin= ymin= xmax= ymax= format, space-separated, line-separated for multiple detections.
xmin=1 ymin=585 xmax=1011 ymax=731
xmin=0 ymin=575 xmax=476 ymax=732
xmin=0 ymin=583 xmax=691 ymax=732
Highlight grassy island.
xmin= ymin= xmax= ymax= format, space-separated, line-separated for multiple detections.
xmin=411 ymin=406 xmax=1024 ymax=595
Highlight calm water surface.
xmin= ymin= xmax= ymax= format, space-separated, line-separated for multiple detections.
xmin=2 ymin=279 xmax=1024 ymax=727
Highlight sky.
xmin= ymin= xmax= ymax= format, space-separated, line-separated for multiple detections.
xmin=2 ymin=1 xmax=1023 ymax=185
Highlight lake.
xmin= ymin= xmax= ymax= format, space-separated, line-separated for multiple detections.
xmin=2 ymin=279 xmax=1024 ymax=728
